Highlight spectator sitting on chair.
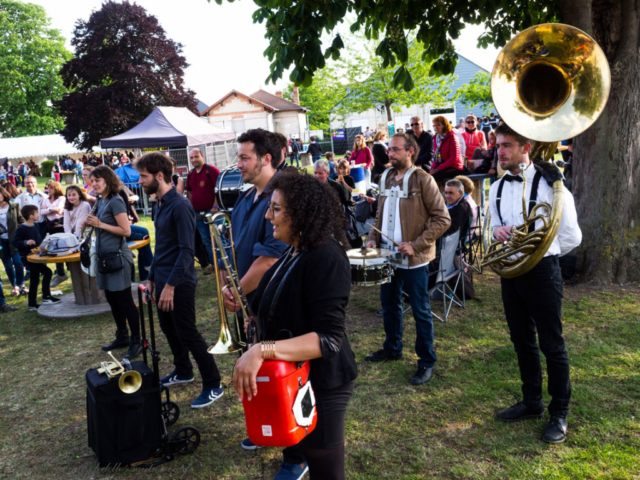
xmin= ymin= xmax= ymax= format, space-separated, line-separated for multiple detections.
xmin=431 ymin=116 xmax=466 ymax=182
xmin=443 ymin=179 xmax=473 ymax=239
xmin=314 ymin=160 xmax=352 ymax=209
xmin=409 ymin=116 xmax=434 ymax=171
xmin=429 ymin=179 xmax=475 ymax=299
xmin=454 ymin=176 xmax=479 ymax=240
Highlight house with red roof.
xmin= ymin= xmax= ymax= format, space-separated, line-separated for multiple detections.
xmin=200 ymin=88 xmax=308 ymax=140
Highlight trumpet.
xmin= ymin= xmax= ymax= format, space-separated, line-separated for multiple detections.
xmin=97 ymin=351 xmax=142 ymax=394
xmin=205 ymin=212 xmax=257 ymax=355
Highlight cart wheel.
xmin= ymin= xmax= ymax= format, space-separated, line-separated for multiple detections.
xmin=162 ymin=400 xmax=180 ymax=426
xmin=171 ymin=426 xmax=200 ymax=455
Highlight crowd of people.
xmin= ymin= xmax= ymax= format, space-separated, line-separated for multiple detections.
xmin=0 ymin=117 xmax=581 ymax=477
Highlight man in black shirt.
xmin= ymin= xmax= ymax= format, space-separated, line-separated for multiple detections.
xmin=409 ymin=116 xmax=433 ymax=170
xmin=136 ymin=152 xmax=223 ymax=409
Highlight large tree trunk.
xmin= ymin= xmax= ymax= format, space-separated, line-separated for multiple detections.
xmin=384 ymin=101 xmax=393 ymax=122
xmin=560 ymin=0 xmax=640 ymax=283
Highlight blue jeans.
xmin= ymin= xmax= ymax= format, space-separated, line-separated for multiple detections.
xmin=0 ymin=276 xmax=5 ymax=305
xmin=128 ymin=225 xmax=153 ymax=281
xmin=380 ymin=265 xmax=437 ymax=368
xmin=289 ymin=153 xmax=300 ymax=167
xmin=195 ymin=218 xmax=214 ymax=265
xmin=1 ymin=239 xmax=25 ymax=287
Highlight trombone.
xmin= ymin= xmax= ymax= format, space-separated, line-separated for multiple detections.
xmin=205 ymin=212 xmax=257 ymax=355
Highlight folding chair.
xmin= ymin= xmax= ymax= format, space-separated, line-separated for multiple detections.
xmin=465 ymin=206 xmax=484 ymax=274
xmin=428 ymin=230 xmax=466 ymax=323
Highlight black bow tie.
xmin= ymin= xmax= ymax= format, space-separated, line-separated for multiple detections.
xmin=503 ymin=175 xmax=523 ymax=183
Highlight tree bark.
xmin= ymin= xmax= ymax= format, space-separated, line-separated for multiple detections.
xmin=385 ymin=101 xmax=393 ymax=122
xmin=562 ymin=0 xmax=640 ymax=283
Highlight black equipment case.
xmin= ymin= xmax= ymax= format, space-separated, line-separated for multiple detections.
xmin=86 ymin=360 xmax=162 ymax=467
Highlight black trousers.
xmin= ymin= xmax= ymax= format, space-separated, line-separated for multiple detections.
xmin=501 ymin=256 xmax=571 ymax=418
xmin=104 ymin=287 xmax=140 ymax=337
xmin=300 ymin=381 xmax=356 ymax=480
xmin=25 ymin=259 xmax=51 ymax=307
xmin=157 ymin=281 xmax=221 ymax=388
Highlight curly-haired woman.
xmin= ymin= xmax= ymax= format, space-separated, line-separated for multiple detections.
xmin=431 ymin=115 xmax=465 ymax=182
xmin=233 ymin=172 xmax=357 ymax=480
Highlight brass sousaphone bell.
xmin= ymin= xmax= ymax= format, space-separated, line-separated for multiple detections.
xmin=482 ymin=23 xmax=611 ymax=278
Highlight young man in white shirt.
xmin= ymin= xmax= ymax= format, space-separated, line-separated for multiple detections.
xmin=489 ymin=123 xmax=582 ymax=445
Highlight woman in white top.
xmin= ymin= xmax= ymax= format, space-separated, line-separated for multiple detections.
xmin=41 ymin=182 xmax=66 ymax=234
xmin=63 ymin=186 xmax=92 ymax=238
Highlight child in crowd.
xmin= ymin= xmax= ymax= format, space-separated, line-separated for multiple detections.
xmin=12 ymin=205 xmax=61 ymax=311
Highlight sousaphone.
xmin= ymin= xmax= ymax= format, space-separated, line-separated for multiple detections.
xmin=482 ymin=23 xmax=611 ymax=278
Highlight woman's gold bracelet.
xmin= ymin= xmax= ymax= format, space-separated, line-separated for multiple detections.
xmin=260 ymin=340 xmax=276 ymax=360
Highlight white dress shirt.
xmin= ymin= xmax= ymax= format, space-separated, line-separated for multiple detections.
xmin=488 ymin=163 xmax=582 ymax=257
xmin=380 ymin=185 xmax=428 ymax=269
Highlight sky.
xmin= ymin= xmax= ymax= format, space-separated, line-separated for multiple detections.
xmin=30 ymin=0 xmax=500 ymax=106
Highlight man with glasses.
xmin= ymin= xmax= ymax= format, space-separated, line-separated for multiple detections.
xmin=409 ymin=116 xmax=434 ymax=171
xmin=219 ymin=129 xmax=306 ymax=479
xmin=186 ymin=148 xmax=220 ymax=275
xmin=364 ymin=134 xmax=450 ymax=385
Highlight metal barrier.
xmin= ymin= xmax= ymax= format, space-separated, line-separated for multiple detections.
xmin=123 ymin=182 xmax=151 ymax=217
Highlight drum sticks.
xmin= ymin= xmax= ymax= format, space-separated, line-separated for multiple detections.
xmin=366 ymin=223 xmax=401 ymax=247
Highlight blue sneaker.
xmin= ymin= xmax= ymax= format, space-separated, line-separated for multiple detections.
xmin=160 ymin=370 xmax=194 ymax=386
xmin=274 ymin=462 xmax=309 ymax=480
xmin=241 ymin=438 xmax=263 ymax=450
xmin=191 ymin=386 xmax=224 ymax=409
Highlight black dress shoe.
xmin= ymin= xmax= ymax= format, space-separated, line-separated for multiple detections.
xmin=495 ymin=401 xmax=545 ymax=422
xmin=364 ymin=349 xmax=403 ymax=362
xmin=410 ymin=366 xmax=435 ymax=385
xmin=542 ymin=416 xmax=568 ymax=444
xmin=124 ymin=335 xmax=143 ymax=359
xmin=101 ymin=329 xmax=130 ymax=351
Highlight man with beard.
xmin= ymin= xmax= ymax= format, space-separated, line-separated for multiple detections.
xmin=364 ymin=133 xmax=450 ymax=385
xmin=220 ymin=130 xmax=306 ymax=479
xmin=136 ymin=152 xmax=223 ymax=409
xmin=489 ymin=123 xmax=581 ymax=444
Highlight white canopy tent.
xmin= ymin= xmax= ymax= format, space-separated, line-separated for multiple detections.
xmin=0 ymin=134 xmax=97 ymax=166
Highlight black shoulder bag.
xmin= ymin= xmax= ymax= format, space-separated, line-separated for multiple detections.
xmin=95 ymin=197 xmax=125 ymax=274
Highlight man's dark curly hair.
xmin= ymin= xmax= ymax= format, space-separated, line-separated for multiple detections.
xmin=237 ymin=128 xmax=282 ymax=169
xmin=269 ymin=171 xmax=349 ymax=252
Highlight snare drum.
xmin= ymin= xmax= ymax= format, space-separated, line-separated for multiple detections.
xmin=347 ymin=248 xmax=394 ymax=286
xmin=217 ymin=167 xmax=250 ymax=211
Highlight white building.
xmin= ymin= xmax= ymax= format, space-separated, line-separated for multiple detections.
xmin=330 ymin=54 xmax=496 ymax=132
xmin=200 ymin=88 xmax=308 ymax=140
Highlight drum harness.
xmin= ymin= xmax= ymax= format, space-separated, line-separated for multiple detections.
xmin=378 ymin=167 xmax=421 ymax=267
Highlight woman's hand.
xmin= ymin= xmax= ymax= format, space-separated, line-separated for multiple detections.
xmin=337 ymin=175 xmax=345 ymax=184
xmin=233 ymin=344 xmax=264 ymax=401
xmin=489 ymin=169 xmax=496 ymax=175
xmin=85 ymin=214 xmax=100 ymax=228
xmin=430 ymin=167 xmax=437 ymax=175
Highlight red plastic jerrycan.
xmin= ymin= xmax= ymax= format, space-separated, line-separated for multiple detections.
xmin=243 ymin=360 xmax=317 ymax=447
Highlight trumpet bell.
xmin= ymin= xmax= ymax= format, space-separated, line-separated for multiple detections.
xmin=491 ymin=23 xmax=611 ymax=143
xmin=119 ymin=370 xmax=142 ymax=394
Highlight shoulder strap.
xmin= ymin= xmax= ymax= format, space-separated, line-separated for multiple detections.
xmin=496 ymin=176 xmax=507 ymax=226
xmin=261 ymin=249 xmax=305 ymax=340
xmin=527 ymin=171 xmax=542 ymax=233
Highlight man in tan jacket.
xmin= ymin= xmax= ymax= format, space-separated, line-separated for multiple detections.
xmin=364 ymin=133 xmax=451 ymax=385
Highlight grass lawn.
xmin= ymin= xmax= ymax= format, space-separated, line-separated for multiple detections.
xmin=0 ymin=212 xmax=639 ymax=479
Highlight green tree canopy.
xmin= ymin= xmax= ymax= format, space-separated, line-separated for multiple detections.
xmin=455 ymin=72 xmax=494 ymax=115
xmin=212 ymin=0 xmax=556 ymax=90
xmin=0 ymin=0 xmax=71 ymax=137
xmin=286 ymin=34 xmax=455 ymax=128
xmin=283 ymin=65 xmax=346 ymax=131
xmin=333 ymin=36 xmax=455 ymax=122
